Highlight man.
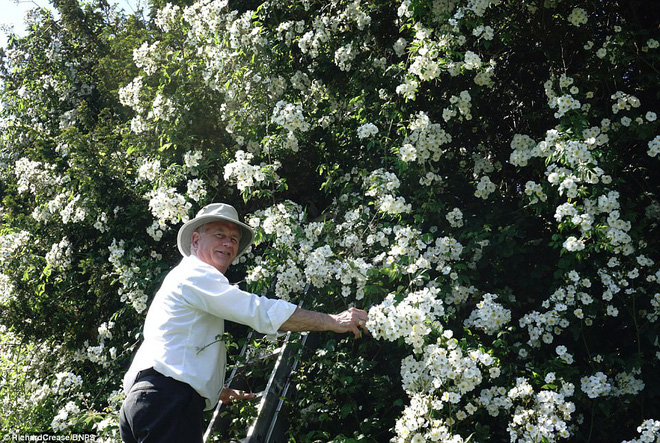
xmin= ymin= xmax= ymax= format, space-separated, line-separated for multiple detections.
xmin=119 ymin=203 xmax=369 ymax=442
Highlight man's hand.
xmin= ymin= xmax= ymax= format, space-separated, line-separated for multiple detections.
xmin=329 ymin=307 xmax=369 ymax=338
xmin=219 ymin=387 xmax=256 ymax=404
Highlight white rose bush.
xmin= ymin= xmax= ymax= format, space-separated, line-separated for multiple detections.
xmin=1 ymin=0 xmax=659 ymax=441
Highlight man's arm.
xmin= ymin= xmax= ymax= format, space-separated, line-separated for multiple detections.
xmin=279 ymin=307 xmax=369 ymax=338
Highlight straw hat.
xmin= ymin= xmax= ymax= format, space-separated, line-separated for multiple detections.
xmin=177 ymin=203 xmax=254 ymax=258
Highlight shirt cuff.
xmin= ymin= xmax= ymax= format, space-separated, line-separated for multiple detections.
xmin=265 ymin=301 xmax=297 ymax=336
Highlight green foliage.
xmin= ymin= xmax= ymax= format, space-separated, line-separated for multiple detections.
xmin=1 ymin=0 xmax=660 ymax=441
xmin=289 ymin=336 xmax=406 ymax=441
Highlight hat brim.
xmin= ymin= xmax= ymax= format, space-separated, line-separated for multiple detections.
xmin=177 ymin=214 xmax=255 ymax=258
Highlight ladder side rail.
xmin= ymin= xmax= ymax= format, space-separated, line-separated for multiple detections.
xmin=243 ymin=288 xmax=309 ymax=442
xmin=264 ymin=331 xmax=310 ymax=442
xmin=243 ymin=331 xmax=298 ymax=442
xmin=203 ymin=330 xmax=255 ymax=442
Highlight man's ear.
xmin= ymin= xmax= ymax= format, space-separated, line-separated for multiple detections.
xmin=190 ymin=231 xmax=200 ymax=253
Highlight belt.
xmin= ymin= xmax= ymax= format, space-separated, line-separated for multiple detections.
xmin=135 ymin=367 xmax=162 ymax=383
xmin=130 ymin=367 xmax=204 ymax=405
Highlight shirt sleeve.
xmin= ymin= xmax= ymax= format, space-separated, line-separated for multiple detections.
xmin=179 ymin=257 xmax=297 ymax=335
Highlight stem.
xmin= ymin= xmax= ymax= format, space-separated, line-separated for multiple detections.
xmin=581 ymin=321 xmax=594 ymax=371
xmin=587 ymin=401 xmax=595 ymax=442
xmin=631 ymin=293 xmax=642 ymax=357
xmin=630 ymin=293 xmax=645 ymax=420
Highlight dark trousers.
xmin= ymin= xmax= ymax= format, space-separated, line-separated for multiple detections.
xmin=119 ymin=369 xmax=205 ymax=443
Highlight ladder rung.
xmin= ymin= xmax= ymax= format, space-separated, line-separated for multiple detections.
xmin=245 ymin=345 xmax=283 ymax=363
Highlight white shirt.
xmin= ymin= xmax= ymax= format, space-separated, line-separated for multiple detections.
xmin=122 ymin=254 xmax=297 ymax=410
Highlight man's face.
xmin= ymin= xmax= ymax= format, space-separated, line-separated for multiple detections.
xmin=190 ymin=220 xmax=241 ymax=274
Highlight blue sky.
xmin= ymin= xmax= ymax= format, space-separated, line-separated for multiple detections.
xmin=1 ymin=0 xmax=144 ymax=48
xmin=1 ymin=0 xmax=51 ymax=47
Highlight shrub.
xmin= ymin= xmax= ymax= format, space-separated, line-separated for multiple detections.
xmin=1 ymin=0 xmax=659 ymax=441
